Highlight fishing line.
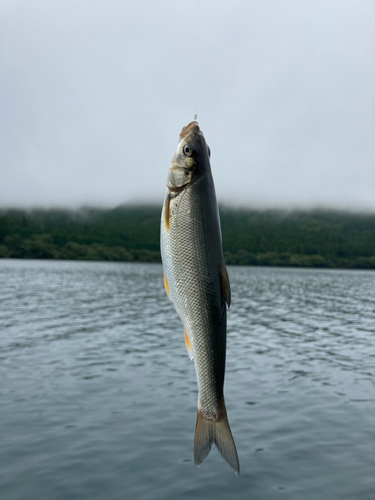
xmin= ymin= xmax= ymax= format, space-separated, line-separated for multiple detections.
xmin=194 ymin=0 xmax=200 ymax=121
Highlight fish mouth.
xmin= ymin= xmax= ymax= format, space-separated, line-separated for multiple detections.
xmin=180 ymin=121 xmax=200 ymax=140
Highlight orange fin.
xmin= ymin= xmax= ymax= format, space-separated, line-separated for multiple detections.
xmin=184 ymin=329 xmax=193 ymax=360
xmin=221 ymin=260 xmax=231 ymax=307
xmin=163 ymin=270 xmax=171 ymax=299
xmin=164 ymin=193 xmax=170 ymax=231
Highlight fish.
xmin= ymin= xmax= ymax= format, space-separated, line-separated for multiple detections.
xmin=160 ymin=121 xmax=239 ymax=475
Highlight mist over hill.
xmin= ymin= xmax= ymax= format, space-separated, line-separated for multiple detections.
xmin=1 ymin=206 xmax=374 ymax=269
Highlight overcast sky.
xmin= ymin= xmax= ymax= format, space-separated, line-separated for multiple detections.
xmin=1 ymin=0 xmax=374 ymax=210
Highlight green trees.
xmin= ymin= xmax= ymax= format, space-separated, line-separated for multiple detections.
xmin=0 ymin=206 xmax=374 ymax=268
xmin=0 ymin=207 xmax=161 ymax=263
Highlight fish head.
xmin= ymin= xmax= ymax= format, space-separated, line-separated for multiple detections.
xmin=167 ymin=121 xmax=211 ymax=192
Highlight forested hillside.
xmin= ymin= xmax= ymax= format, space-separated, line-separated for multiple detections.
xmin=1 ymin=206 xmax=374 ymax=268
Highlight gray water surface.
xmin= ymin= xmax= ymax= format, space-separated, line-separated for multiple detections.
xmin=0 ymin=260 xmax=374 ymax=499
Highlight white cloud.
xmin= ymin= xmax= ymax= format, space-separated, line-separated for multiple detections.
xmin=0 ymin=0 xmax=374 ymax=209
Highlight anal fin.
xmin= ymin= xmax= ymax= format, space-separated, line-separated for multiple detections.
xmin=184 ymin=329 xmax=193 ymax=360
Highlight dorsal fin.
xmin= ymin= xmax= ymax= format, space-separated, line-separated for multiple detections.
xmin=221 ymin=260 xmax=231 ymax=307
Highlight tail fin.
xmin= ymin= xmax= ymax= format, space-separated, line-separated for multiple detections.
xmin=194 ymin=400 xmax=240 ymax=475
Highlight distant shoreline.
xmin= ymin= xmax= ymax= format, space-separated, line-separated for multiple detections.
xmin=1 ymin=255 xmax=375 ymax=270
xmin=1 ymin=206 xmax=375 ymax=270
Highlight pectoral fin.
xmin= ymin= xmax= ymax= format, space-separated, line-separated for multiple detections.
xmin=221 ymin=260 xmax=231 ymax=307
xmin=164 ymin=194 xmax=170 ymax=231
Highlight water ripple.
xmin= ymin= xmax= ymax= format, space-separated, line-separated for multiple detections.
xmin=0 ymin=260 xmax=374 ymax=500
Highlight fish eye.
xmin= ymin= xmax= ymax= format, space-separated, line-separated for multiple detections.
xmin=183 ymin=143 xmax=194 ymax=156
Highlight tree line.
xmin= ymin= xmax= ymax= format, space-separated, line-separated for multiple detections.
xmin=0 ymin=205 xmax=374 ymax=268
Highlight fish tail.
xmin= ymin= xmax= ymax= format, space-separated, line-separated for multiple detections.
xmin=194 ymin=399 xmax=240 ymax=475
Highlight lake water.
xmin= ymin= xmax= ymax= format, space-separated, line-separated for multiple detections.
xmin=0 ymin=259 xmax=374 ymax=500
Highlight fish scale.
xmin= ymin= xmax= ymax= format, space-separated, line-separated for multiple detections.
xmin=164 ymin=181 xmax=224 ymax=414
xmin=160 ymin=121 xmax=239 ymax=475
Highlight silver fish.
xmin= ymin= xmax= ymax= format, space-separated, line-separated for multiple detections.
xmin=160 ymin=121 xmax=239 ymax=475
